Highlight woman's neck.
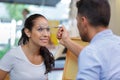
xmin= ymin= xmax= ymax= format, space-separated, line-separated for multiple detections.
xmin=23 ymin=43 xmax=40 ymax=56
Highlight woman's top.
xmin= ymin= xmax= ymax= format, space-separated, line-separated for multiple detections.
xmin=0 ymin=46 xmax=47 ymax=80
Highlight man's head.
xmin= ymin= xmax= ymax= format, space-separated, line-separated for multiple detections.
xmin=22 ymin=9 xmax=30 ymax=19
xmin=76 ymin=0 xmax=110 ymax=42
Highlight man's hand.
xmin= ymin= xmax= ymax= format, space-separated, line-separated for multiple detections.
xmin=57 ymin=26 xmax=70 ymax=46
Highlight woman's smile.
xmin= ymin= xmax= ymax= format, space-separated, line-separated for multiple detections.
xmin=40 ymin=38 xmax=49 ymax=43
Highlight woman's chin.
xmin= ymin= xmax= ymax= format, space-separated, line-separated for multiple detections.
xmin=40 ymin=43 xmax=48 ymax=47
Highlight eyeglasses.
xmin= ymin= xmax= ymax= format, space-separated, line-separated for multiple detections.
xmin=37 ymin=25 xmax=62 ymax=33
xmin=37 ymin=27 xmax=50 ymax=32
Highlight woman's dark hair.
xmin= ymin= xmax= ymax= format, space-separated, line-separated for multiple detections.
xmin=76 ymin=0 xmax=110 ymax=27
xmin=18 ymin=14 xmax=54 ymax=74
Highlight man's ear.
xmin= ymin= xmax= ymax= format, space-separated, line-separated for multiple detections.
xmin=24 ymin=28 xmax=31 ymax=37
xmin=81 ymin=17 xmax=88 ymax=31
xmin=81 ymin=16 xmax=88 ymax=26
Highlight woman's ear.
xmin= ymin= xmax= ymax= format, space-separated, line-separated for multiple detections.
xmin=24 ymin=28 xmax=31 ymax=37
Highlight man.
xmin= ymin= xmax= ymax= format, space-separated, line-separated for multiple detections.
xmin=22 ymin=8 xmax=30 ymax=19
xmin=57 ymin=0 xmax=120 ymax=80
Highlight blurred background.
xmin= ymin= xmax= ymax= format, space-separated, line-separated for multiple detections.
xmin=0 ymin=0 xmax=120 ymax=80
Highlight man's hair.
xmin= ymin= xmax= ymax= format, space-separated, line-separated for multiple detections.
xmin=76 ymin=0 xmax=110 ymax=27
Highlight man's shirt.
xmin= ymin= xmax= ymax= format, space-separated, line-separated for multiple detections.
xmin=77 ymin=29 xmax=120 ymax=80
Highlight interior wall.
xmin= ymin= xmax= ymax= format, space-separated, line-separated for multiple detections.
xmin=109 ymin=0 xmax=120 ymax=35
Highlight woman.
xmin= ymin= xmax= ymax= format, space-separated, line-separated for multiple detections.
xmin=0 ymin=14 xmax=54 ymax=80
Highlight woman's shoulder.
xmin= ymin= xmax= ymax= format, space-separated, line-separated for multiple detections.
xmin=8 ymin=46 xmax=20 ymax=52
xmin=5 ymin=46 xmax=21 ymax=57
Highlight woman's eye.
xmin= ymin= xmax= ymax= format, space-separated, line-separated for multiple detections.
xmin=38 ymin=28 xmax=43 ymax=31
xmin=38 ymin=27 xmax=50 ymax=32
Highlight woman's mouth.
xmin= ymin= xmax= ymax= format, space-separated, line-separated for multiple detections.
xmin=40 ymin=39 xmax=49 ymax=43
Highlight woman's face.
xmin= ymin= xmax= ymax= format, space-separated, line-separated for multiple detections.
xmin=28 ymin=17 xmax=50 ymax=47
